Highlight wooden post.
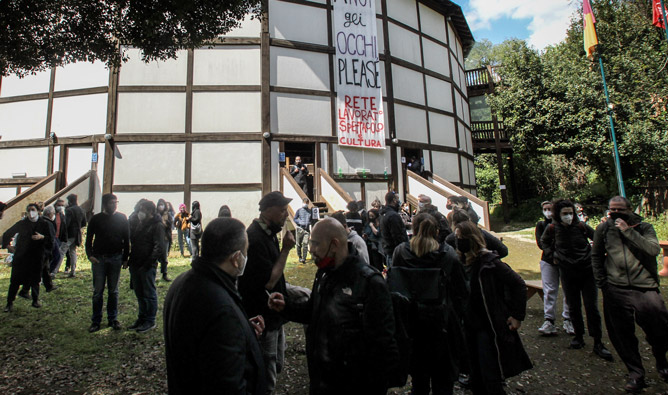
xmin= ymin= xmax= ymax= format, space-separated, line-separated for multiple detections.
xmin=492 ymin=114 xmax=509 ymax=223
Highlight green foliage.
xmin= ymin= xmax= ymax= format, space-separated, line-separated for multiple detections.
xmin=481 ymin=0 xmax=668 ymax=206
xmin=646 ymin=214 xmax=668 ymax=241
xmin=474 ymin=154 xmax=501 ymax=204
xmin=0 ymin=0 xmax=262 ymax=77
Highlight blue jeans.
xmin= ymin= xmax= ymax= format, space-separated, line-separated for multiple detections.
xmin=91 ymin=254 xmax=123 ymax=325
xmin=129 ymin=264 xmax=158 ymax=324
xmin=177 ymin=228 xmax=192 ymax=256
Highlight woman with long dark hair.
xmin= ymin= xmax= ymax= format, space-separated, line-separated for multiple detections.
xmin=455 ymin=221 xmax=532 ymax=394
xmin=391 ymin=213 xmax=467 ymax=394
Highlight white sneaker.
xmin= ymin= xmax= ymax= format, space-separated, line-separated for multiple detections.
xmin=538 ymin=320 xmax=557 ymax=335
xmin=563 ymin=319 xmax=575 ymax=335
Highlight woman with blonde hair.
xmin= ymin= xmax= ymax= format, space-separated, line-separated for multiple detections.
xmin=454 ymin=221 xmax=532 ymax=394
xmin=391 ymin=213 xmax=467 ymax=395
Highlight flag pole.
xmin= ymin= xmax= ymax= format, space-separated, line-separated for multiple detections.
xmin=596 ymin=54 xmax=626 ymax=197
xmin=660 ymin=0 xmax=668 ymax=44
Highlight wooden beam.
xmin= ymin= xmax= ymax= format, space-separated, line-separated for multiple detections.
xmin=191 ymin=183 xmax=263 ymax=191
xmin=184 ymin=49 xmax=194 ymax=208
xmin=104 ymin=62 xmax=120 ymax=194
xmin=270 ymin=38 xmax=333 ymax=54
xmin=0 ymin=92 xmax=49 ymax=104
xmin=0 ymin=177 xmax=44 ymax=186
xmin=113 ymin=184 xmax=184 ymax=193
xmin=261 ymin=0 xmax=272 ymax=195
xmin=112 ymin=183 xmax=263 ymax=193
xmin=117 ymin=86 xmax=186 ymax=93
xmin=192 ymin=85 xmax=261 ymax=92
xmin=270 ymin=86 xmax=332 ymax=97
xmin=45 ymin=67 xmax=57 ymax=175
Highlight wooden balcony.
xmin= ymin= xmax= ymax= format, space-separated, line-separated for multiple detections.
xmin=471 ymin=121 xmax=512 ymax=153
xmin=465 ymin=66 xmax=501 ymax=97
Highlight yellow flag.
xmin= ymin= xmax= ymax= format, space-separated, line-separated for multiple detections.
xmin=583 ymin=0 xmax=598 ymax=59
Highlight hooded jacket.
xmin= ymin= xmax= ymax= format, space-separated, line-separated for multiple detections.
xmin=465 ymin=251 xmax=532 ymax=379
xmin=535 ymin=218 xmax=553 ymax=263
xmin=591 ymin=213 xmax=661 ymax=289
xmin=128 ymin=214 xmax=165 ymax=267
xmin=379 ymin=205 xmax=408 ymax=257
xmin=540 ymin=218 xmax=594 ymax=268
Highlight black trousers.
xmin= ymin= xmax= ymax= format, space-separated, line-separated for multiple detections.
xmin=8 ymin=279 xmax=39 ymax=303
xmin=410 ymin=329 xmax=455 ymax=395
xmin=603 ymin=285 xmax=668 ymax=380
xmin=559 ymin=265 xmax=602 ymax=340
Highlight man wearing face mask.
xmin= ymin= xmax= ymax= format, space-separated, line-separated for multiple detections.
xmin=541 ymin=199 xmax=612 ymax=361
xmin=127 ymin=200 xmax=165 ymax=333
xmin=417 ymin=194 xmax=451 ymax=243
xmin=294 ymin=198 xmax=312 ymax=264
xmin=164 ymin=217 xmax=267 ymax=394
xmin=85 ymin=194 xmax=130 ymax=332
xmin=592 ymin=196 xmax=668 ymax=393
xmin=63 ymin=194 xmax=87 ymax=277
xmin=2 ymin=203 xmax=54 ymax=311
xmin=267 ymin=218 xmax=398 ymax=394
xmin=290 ymin=156 xmax=309 ymax=195
xmin=380 ymin=191 xmax=408 ymax=267
xmin=535 ymin=201 xmax=573 ymax=336
xmin=238 ymin=191 xmax=295 ymax=394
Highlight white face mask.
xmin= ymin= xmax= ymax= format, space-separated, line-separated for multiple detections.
xmin=543 ymin=210 xmax=552 ymax=219
xmin=418 ymin=202 xmax=426 ymax=210
xmin=28 ymin=210 xmax=39 ymax=221
xmin=303 ymin=204 xmax=308 ymax=209
xmin=561 ymin=214 xmax=574 ymax=225
xmin=237 ymin=252 xmax=248 ymax=276
xmin=158 ymin=204 xmax=165 ymax=211
xmin=137 ymin=212 xmax=147 ymax=221
xmin=57 ymin=206 xmax=65 ymax=213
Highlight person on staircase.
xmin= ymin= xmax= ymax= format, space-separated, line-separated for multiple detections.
xmin=290 ymin=156 xmax=309 ymax=195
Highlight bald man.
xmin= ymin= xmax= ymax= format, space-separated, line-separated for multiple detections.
xmin=269 ymin=218 xmax=398 ymax=394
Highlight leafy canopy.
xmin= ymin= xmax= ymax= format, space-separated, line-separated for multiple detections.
xmin=0 ymin=0 xmax=262 ymax=77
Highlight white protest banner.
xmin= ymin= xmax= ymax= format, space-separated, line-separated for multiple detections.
xmin=334 ymin=0 xmax=385 ymax=149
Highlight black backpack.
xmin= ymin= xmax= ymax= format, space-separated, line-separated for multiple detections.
xmin=386 ymin=265 xmax=449 ymax=387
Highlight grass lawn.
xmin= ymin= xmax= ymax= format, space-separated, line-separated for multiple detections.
xmin=2 ymin=229 xmax=668 ymax=394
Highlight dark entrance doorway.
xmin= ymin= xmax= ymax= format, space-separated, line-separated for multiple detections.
xmin=283 ymin=142 xmax=316 ymax=200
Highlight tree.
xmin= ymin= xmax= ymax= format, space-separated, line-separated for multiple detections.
xmin=484 ymin=0 xmax=668 ymax=204
xmin=0 ymin=0 xmax=262 ymax=77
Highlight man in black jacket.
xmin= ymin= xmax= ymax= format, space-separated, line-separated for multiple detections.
xmin=379 ymin=191 xmax=407 ymax=266
xmin=127 ymin=200 xmax=164 ymax=333
xmin=85 ymin=194 xmax=130 ymax=333
xmin=238 ymin=191 xmax=295 ymax=393
xmin=63 ymin=194 xmax=87 ymax=277
xmin=164 ymin=217 xmax=267 ymax=394
xmin=290 ymin=156 xmax=309 ymax=194
xmin=417 ymin=194 xmax=451 ymax=242
xmin=268 ymin=218 xmax=398 ymax=394
xmin=592 ymin=196 xmax=668 ymax=393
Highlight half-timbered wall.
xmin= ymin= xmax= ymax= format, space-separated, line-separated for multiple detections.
xmin=0 ymin=0 xmax=476 ymax=223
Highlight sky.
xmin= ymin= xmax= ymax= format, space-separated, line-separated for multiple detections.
xmin=459 ymin=0 xmax=580 ymax=50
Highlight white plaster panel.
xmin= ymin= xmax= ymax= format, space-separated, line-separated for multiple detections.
xmin=379 ymin=62 xmax=387 ymax=97
xmin=193 ymin=47 xmax=260 ymax=85
xmin=271 ymin=48 xmax=329 ymax=91
xmin=460 ymin=156 xmax=470 ymax=185
xmin=468 ymin=159 xmax=476 ymax=186
xmin=459 ymin=68 xmax=467 ymax=97
xmin=455 ymin=91 xmax=464 ymax=119
xmin=375 ymin=0 xmax=383 ymax=14
xmin=431 ymin=151 xmax=459 ymax=183
xmin=271 ymin=141 xmax=280 ymax=191
xmin=220 ymin=15 xmax=261 ymax=37
xmin=458 ymin=122 xmax=468 ymax=153
xmin=422 ymin=150 xmax=431 ymax=171
xmin=55 ymin=61 xmax=109 ymax=91
xmin=447 ymin=24 xmax=456 ymax=47
xmin=419 ymin=4 xmax=447 ymax=43
xmin=394 ymin=104 xmax=427 ymax=143
xmin=386 ymin=0 xmax=418 ymax=29
xmin=51 ymin=94 xmax=108 ymax=136
xmin=391 ymin=65 xmax=424 ymax=105
xmin=0 ymin=147 xmax=48 ymax=178
xmin=66 ymin=147 xmax=93 ymax=182
xmin=269 ymin=1 xmax=328 ymax=45
xmin=113 ymin=143 xmax=185 ymax=184
xmin=462 ymin=99 xmax=470 ymax=124
xmin=466 ymin=128 xmax=474 ymax=155
xmin=425 ymin=76 xmax=453 ymax=112
xmin=422 ymin=39 xmax=450 ymax=77
xmin=116 ymin=93 xmax=186 ymax=134
xmin=339 ymin=182 xmax=363 ymax=201
xmin=191 ymin=142 xmax=262 ymax=184
xmin=271 ymin=93 xmax=331 ymax=136
xmin=0 ymin=100 xmax=48 ymax=141
xmin=377 ymin=19 xmax=385 ymax=54
xmin=333 ymin=144 xmax=391 ymax=174
xmin=428 ymin=112 xmax=456 ymax=147
xmin=0 ymin=70 xmax=51 ymax=97
xmin=114 ymin=192 xmax=184 ymax=223
xmin=450 ymin=53 xmax=461 ymax=88
xmin=192 ymin=92 xmax=260 ymax=133
xmin=118 ymin=48 xmax=187 ymax=86
xmin=388 ymin=23 xmax=421 ymax=65
xmin=365 ymin=181 xmax=388 ymax=207
xmin=0 ymin=188 xmax=17 ymax=203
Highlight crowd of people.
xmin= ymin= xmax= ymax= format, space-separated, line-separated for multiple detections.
xmin=2 ymin=188 xmax=667 ymax=394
